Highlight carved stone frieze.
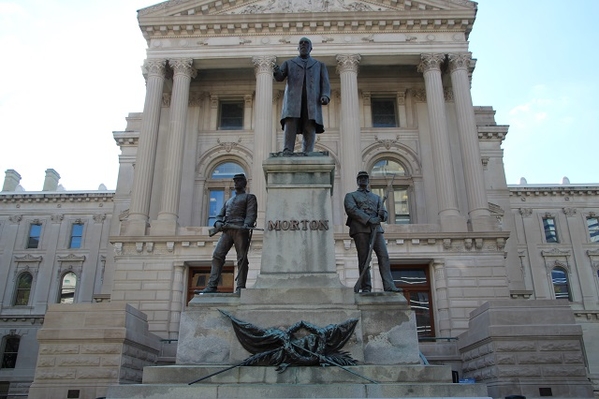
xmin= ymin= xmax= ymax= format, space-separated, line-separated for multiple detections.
xmin=336 ymin=54 xmax=361 ymax=74
xmin=169 ymin=58 xmax=197 ymax=79
xmin=411 ymin=88 xmax=426 ymax=102
xmin=217 ymin=137 xmax=242 ymax=152
xmin=417 ymin=53 xmax=445 ymax=73
xmin=162 ymin=93 xmax=172 ymax=107
xmin=519 ymin=208 xmax=533 ymax=217
xmin=143 ymin=59 xmax=167 ymax=78
xmin=447 ymin=52 xmax=472 ymax=72
xmin=188 ymin=91 xmax=206 ymax=106
xmin=374 ymin=135 xmax=399 ymax=150
xmin=8 ymin=215 xmax=22 ymax=224
xmin=252 ymin=55 xmax=277 ymax=75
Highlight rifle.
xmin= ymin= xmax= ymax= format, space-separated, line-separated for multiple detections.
xmin=208 ymin=224 xmax=264 ymax=237
xmin=353 ymin=174 xmax=395 ymax=293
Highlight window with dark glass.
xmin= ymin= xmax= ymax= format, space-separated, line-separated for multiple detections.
xmin=58 ymin=272 xmax=77 ymax=304
xmin=543 ymin=217 xmax=558 ymax=243
xmin=27 ymin=223 xmax=42 ymax=249
xmin=219 ymin=100 xmax=244 ymax=130
xmin=391 ymin=266 xmax=433 ymax=338
xmin=587 ymin=217 xmax=599 ymax=243
xmin=69 ymin=223 xmax=84 ymax=249
xmin=552 ymin=267 xmax=571 ymax=301
xmin=370 ymin=159 xmax=411 ymax=224
xmin=371 ymin=98 xmax=398 ymax=127
xmin=1 ymin=335 xmax=20 ymax=369
xmin=13 ymin=273 xmax=32 ymax=306
xmin=187 ymin=266 xmax=234 ymax=301
xmin=207 ymin=162 xmax=245 ymax=226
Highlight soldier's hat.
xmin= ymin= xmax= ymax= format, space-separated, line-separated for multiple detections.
xmin=356 ymin=171 xmax=369 ymax=179
xmin=233 ymin=173 xmax=247 ymax=180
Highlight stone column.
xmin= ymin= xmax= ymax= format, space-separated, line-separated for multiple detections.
xmin=122 ymin=59 xmax=166 ymax=236
xmin=336 ymin=54 xmax=362 ymax=197
xmin=418 ymin=54 xmax=465 ymax=231
xmin=251 ymin=56 xmax=276 ymax=225
xmin=448 ymin=53 xmax=495 ymax=231
xmin=153 ymin=58 xmax=196 ymax=236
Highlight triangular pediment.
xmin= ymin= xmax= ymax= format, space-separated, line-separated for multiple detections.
xmin=139 ymin=0 xmax=475 ymax=17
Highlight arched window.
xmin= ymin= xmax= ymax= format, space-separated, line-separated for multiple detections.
xmin=206 ymin=162 xmax=246 ymax=226
xmin=369 ymin=159 xmax=411 ymax=224
xmin=58 ymin=272 xmax=77 ymax=304
xmin=552 ymin=267 xmax=571 ymax=301
xmin=13 ymin=273 xmax=32 ymax=306
xmin=1 ymin=335 xmax=20 ymax=369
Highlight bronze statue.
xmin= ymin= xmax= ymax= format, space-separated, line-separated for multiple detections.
xmin=199 ymin=174 xmax=257 ymax=293
xmin=274 ymin=37 xmax=331 ymax=154
xmin=344 ymin=171 xmax=402 ymax=293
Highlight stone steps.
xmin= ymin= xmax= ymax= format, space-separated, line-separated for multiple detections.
xmin=105 ymin=365 xmax=490 ymax=398
xmin=107 ymin=382 xmax=490 ymax=399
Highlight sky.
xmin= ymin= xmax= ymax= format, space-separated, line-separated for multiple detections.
xmin=0 ymin=0 xmax=597 ymax=191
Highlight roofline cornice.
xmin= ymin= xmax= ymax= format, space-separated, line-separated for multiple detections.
xmin=0 ymin=192 xmax=115 ymax=204
xmin=138 ymin=10 xmax=475 ymax=40
xmin=509 ymin=186 xmax=599 ymax=197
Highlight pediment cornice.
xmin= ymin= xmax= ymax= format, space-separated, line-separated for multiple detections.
xmin=140 ymin=0 xmax=475 ymax=17
xmin=138 ymin=0 xmax=476 ymax=40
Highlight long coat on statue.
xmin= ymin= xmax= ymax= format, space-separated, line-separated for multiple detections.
xmin=274 ymin=56 xmax=331 ymax=134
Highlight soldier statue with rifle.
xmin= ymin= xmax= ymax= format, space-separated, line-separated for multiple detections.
xmin=199 ymin=173 xmax=258 ymax=294
xmin=343 ymin=171 xmax=402 ymax=294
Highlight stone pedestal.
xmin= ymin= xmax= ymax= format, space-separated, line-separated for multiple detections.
xmin=107 ymin=155 xmax=489 ymax=398
xmin=176 ymin=155 xmax=420 ymax=367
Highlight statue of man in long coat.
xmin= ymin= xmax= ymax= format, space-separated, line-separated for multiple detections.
xmin=274 ymin=37 xmax=331 ymax=154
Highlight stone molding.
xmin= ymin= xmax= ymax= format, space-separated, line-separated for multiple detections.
xmin=138 ymin=3 xmax=476 ymax=39
xmin=509 ymin=186 xmax=599 ymax=198
xmin=113 ymin=131 xmax=139 ymax=147
xmin=139 ymin=0 xmax=476 ymax=17
xmin=336 ymin=54 xmax=361 ymax=74
xmin=0 ymin=192 xmax=114 ymax=204
xmin=417 ymin=53 xmax=445 ymax=73
xmin=252 ymin=55 xmax=276 ymax=75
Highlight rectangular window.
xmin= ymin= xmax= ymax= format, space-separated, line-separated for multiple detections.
xmin=208 ymin=189 xmax=225 ymax=226
xmin=219 ymin=100 xmax=244 ymax=130
xmin=187 ymin=266 xmax=234 ymax=301
xmin=69 ymin=223 xmax=84 ymax=249
xmin=391 ymin=266 xmax=433 ymax=338
xmin=371 ymin=187 xmax=411 ymax=224
xmin=371 ymin=98 xmax=398 ymax=127
xmin=1 ymin=336 xmax=20 ymax=369
xmin=543 ymin=217 xmax=559 ymax=243
xmin=27 ymin=224 xmax=42 ymax=249
xmin=587 ymin=217 xmax=599 ymax=243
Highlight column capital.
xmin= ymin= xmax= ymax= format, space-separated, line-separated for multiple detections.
xmin=143 ymin=59 xmax=167 ymax=77
xmin=252 ymin=55 xmax=277 ymax=75
xmin=169 ymin=58 xmax=197 ymax=79
xmin=417 ymin=53 xmax=445 ymax=73
xmin=448 ymin=52 xmax=472 ymax=72
xmin=335 ymin=54 xmax=361 ymax=74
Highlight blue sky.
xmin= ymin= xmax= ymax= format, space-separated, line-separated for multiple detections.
xmin=0 ymin=0 xmax=597 ymax=191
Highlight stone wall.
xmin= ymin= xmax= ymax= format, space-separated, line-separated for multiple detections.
xmin=458 ymin=299 xmax=593 ymax=398
xmin=28 ymin=302 xmax=160 ymax=399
